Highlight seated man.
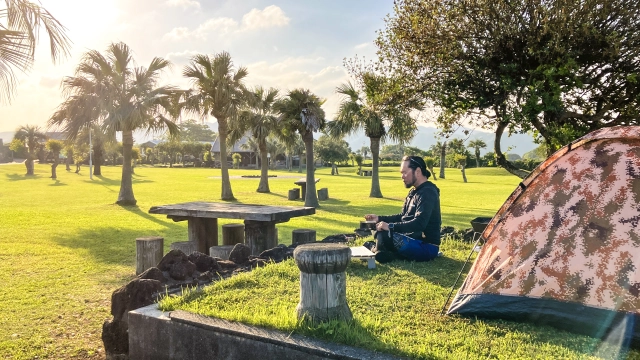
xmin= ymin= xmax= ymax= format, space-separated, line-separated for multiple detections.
xmin=365 ymin=155 xmax=441 ymax=263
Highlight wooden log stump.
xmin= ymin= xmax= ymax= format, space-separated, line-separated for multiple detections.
xmin=293 ymin=243 xmax=352 ymax=324
xmin=222 ymin=223 xmax=245 ymax=246
xmin=135 ymin=237 xmax=164 ymax=275
xmin=170 ymin=241 xmax=197 ymax=256
xmin=209 ymin=245 xmax=235 ymax=260
xmin=317 ymin=188 xmax=329 ymax=201
xmin=292 ymin=229 xmax=316 ymax=245
xmin=288 ymin=188 xmax=300 ymax=200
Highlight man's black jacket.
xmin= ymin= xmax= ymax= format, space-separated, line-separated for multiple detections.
xmin=378 ymin=181 xmax=442 ymax=245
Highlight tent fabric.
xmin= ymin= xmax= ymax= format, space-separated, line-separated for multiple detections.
xmin=448 ymin=126 xmax=640 ymax=338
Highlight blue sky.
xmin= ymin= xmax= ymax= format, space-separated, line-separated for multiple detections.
xmin=0 ymin=0 xmax=394 ymax=132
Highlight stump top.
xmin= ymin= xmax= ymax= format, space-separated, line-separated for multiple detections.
xmin=136 ymin=236 xmax=164 ymax=242
xmin=293 ymin=243 xmax=350 ymax=274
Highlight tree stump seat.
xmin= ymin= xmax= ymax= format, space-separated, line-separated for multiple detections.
xmin=221 ymin=223 xmax=244 ymax=246
xmin=288 ymin=188 xmax=300 ymax=200
xmin=170 ymin=241 xmax=197 ymax=256
xmin=135 ymin=236 xmax=164 ymax=275
xmin=293 ymin=243 xmax=352 ymax=324
xmin=317 ymin=188 xmax=328 ymax=201
xmin=292 ymin=229 xmax=316 ymax=245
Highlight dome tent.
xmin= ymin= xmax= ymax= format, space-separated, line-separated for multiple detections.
xmin=448 ymin=126 xmax=640 ymax=345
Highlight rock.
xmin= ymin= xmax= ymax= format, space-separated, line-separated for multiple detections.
xmin=169 ymin=260 xmax=196 ymax=280
xmin=463 ymin=228 xmax=476 ymax=242
xmin=104 ymin=278 xmax=163 ymax=359
xmin=440 ymin=226 xmax=455 ymax=236
xmin=157 ymin=249 xmax=188 ymax=271
xmin=228 ymin=243 xmax=251 ymax=264
xmin=258 ymin=246 xmax=288 ymax=263
xmin=354 ymin=228 xmax=371 ymax=238
xmin=102 ymin=318 xmax=129 ymax=357
xmin=197 ymin=271 xmax=214 ymax=282
xmin=188 ymin=252 xmax=219 ymax=272
xmin=217 ymin=260 xmax=239 ymax=270
xmin=136 ymin=267 xmax=166 ymax=283
xmin=249 ymin=258 xmax=268 ymax=268
xmin=321 ymin=234 xmax=355 ymax=243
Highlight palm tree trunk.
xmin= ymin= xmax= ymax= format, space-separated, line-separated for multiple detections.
xmin=51 ymin=153 xmax=59 ymax=179
xmin=439 ymin=141 xmax=446 ymax=179
xmin=303 ymin=131 xmax=319 ymax=208
xmin=218 ymin=120 xmax=235 ymax=201
xmin=25 ymin=152 xmax=35 ymax=175
xmin=298 ymin=151 xmax=303 ymax=173
xmin=461 ymin=165 xmax=467 ymax=183
xmin=428 ymin=166 xmax=437 ymax=181
xmin=116 ymin=130 xmax=137 ymax=206
xmin=475 ymin=150 xmax=480 ymax=168
xmin=257 ymin=142 xmax=270 ymax=193
xmin=369 ymin=137 xmax=383 ymax=198
xmin=93 ymin=146 xmax=103 ymax=176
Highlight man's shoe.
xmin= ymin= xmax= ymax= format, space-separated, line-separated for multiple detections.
xmin=375 ymin=251 xmax=395 ymax=264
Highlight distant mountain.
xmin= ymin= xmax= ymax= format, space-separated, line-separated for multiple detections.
xmin=0 ymin=131 xmax=13 ymax=144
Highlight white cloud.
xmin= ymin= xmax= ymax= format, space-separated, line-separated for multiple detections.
xmin=354 ymin=43 xmax=369 ymax=50
xmin=165 ymin=50 xmax=200 ymax=62
xmin=165 ymin=0 xmax=200 ymax=10
xmin=241 ymin=5 xmax=290 ymax=31
xmin=163 ymin=27 xmax=192 ymax=41
xmin=162 ymin=6 xmax=289 ymax=41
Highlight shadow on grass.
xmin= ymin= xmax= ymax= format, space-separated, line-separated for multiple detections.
xmin=5 ymin=173 xmax=38 ymax=181
xmin=50 ymin=222 xmax=184 ymax=267
xmin=48 ymin=179 xmax=67 ymax=186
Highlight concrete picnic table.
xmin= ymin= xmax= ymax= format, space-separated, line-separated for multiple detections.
xmin=293 ymin=178 xmax=320 ymax=200
xmin=149 ymin=201 xmax=315 ymax=255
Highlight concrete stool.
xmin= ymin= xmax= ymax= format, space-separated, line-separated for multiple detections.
xmin=292 ymin=229 xmax=316 ymax=245
xmin=222 ymin=223 xmax=244 ymax=246
xmin=170 ymin=241 xmax=197 ymax=256
xmin=209 ymin=245 xmax=235 ymax=260
xmin=135 ymin=236 xmax=164 ymax=275
xmin=317 ymin=188 xmax=329 ymax=201
xmin=293 ymin=243 xmax=352 ymax=324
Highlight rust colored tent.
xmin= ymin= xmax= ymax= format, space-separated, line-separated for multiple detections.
xmin=448 ymin=126 xmax=640 ymax=343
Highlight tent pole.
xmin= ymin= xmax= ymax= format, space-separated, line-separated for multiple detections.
xmin=440 ymin=232 xmax=483 ymax=316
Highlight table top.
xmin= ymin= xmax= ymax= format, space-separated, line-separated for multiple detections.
xmin=350 ymin=246 xmax=375 ymax=258
xmin=294 ymin=178 xmax=320 ymax=185
xmin=149 ymin=201 xmax=315 ymax=222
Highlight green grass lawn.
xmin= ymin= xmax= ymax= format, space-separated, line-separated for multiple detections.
xmin=0 ymin=162 xmax=631 ymax=359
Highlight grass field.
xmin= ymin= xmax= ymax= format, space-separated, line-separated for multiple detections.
xmin=0 ymin=162 xmax=630 ymax=359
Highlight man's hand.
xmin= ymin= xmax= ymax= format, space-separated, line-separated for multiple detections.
xmin=364 ymin=214 xmax=378 ymax=222
xmin=376 ymin=221 xmax=389 ymax=231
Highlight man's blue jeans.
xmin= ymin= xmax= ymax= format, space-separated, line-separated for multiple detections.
xmin=375 ymin=231 xmax=439 ymax=262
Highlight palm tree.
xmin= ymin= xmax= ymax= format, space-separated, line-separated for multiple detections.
xmin=229 ymin=86 xmax=279 ymax=193
xmin=182 ymin=51 xmax=248 ymax=201
xmin=424 ymin=157 xmax=438 ymax=181
xmin=327 ymin=76 xmax=417 ymax=198
xmin=0 ymin=0 xmax=70 ymax=102
xmin=48 ymin=42 xmax=180 ymax=205
xmin=275 ymin=89 xmax=326 ymax=208
xmin=45 ymin=139 xmax=63 ymax=179
xmin=468 ymin=139 xmax=487 ymax=168
xmin=13 ymin=125 xmax=47 ymax=175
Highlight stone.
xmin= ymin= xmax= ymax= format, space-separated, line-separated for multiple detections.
xmin=157 ymin=249 xmax=189 ymax=271
xmin=229 ymin=243 xmax=251 ymax=264
xmin=217 ymin=260 xmax=239 ymax=270
xmin=258 ymin=246 xmax=288 ymax=263
xmin=197 ymin=271 xmax=214 ymax=282
xmin=169 ymin=260 xmax=196 ymax=281
xmin=136 ymin=267 xmax=167 ymax=283
xmin=463 ymin=228 xmax=476 ymax=242
xmin=188 ymin=251 xmax=219 ymax=272
xmin=104 ymin=278 xmax=163 ymax=359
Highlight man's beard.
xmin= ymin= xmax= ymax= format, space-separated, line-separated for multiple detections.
xmin=404 ymin=171 xmax=415 ymax=188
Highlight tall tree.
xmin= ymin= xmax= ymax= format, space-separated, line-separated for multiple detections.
xmin=315 ymin=134 xmax=350 ymax=175
xmin=0 ymin=0 xmax=70 ymax=102
xmin=376 ymin=0 xmax=640 ymax=178
xmin=178 ymin=119 xmax=216 ymax=141
xmin=13 ymin=125 xmax=46 ymax=175
xmin=49 ymin=42 xmax=180 ymax=205
xmin=229 ymin=86 xmax=279 ymax=193
xmin=327 ymin=76 xmax=417 ymax=197
xmin=182 ymin=51 xmax=248 ymax=201
xmin=45 ymin=139 xmax=63 ymax=179
xmin=467 ymin=139 xmax=487 ymax=168
xmin=275 ymin=89 xmax=325 ymax=208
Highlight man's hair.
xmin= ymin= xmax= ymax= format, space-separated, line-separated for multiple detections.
xmin=402 ymin=155 xmax=431 ymax=179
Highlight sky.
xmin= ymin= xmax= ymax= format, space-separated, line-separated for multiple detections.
xmin=0 ymin=0 xmax=393 ymax=133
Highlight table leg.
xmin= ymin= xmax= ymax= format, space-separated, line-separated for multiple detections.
xmin=188 ymin=218 xmax=218 ymax=255
xmin=244 ymin=220 xmax=278 ymax=255
xmin=300 ymin=184 xmax=307 ymax=201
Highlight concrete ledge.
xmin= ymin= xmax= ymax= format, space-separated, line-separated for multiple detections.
xmin=129 ymin=304 xmax=404 ymax=360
